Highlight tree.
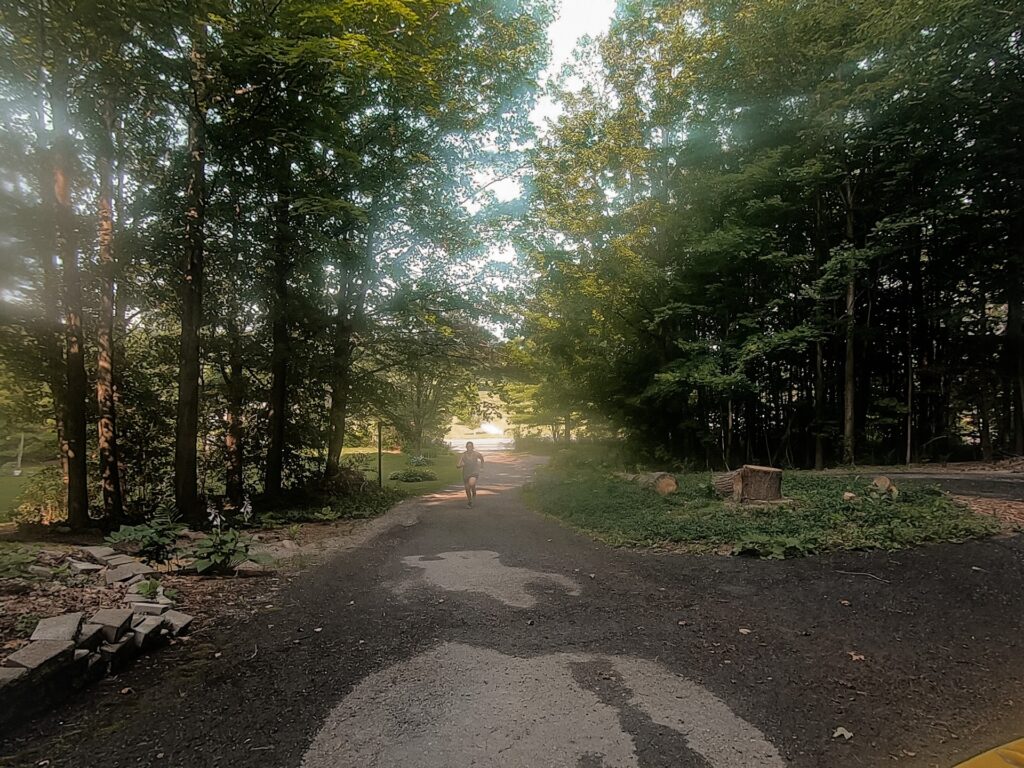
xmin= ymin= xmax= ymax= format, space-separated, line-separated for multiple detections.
xmin=522 ymin=0 xmax=1024 ymax=468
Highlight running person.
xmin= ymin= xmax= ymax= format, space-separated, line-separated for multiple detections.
xmin=457 ymin=441 xmax=485 ymax=507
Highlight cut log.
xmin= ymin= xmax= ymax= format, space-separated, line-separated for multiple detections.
xmin=712 ymin=465 xmax=783 ymax=502
xmin=615 ymin=472 xmax=678 ymax=496
xmin=713 ymin=470 xmax=742 ymax=501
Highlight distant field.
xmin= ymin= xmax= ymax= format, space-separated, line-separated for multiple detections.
xmin=344 ymin=448 xmax=461 ymax=495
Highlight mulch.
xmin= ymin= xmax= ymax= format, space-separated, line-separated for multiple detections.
xmin=955 ymin=495 xmax=1024 ymax=529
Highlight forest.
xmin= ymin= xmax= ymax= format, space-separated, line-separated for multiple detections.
xmin=0 ymin=0 xmax=550 ymax=530
xmin=1 ymin=0 xmax=1023 ymax=533
xmin=519 ymin=0 xmax=1024 ymax=469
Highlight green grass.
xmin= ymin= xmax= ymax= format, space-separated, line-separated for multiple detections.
xmin=0 ymin=469 xmax=36 ymax=523
xmin=523 ymin=460 xmax=998 ymax=558
xmin=343 ymin=448 xmax=462 ymax=495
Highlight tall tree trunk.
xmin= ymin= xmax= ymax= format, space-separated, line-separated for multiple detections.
xmin=979 ymin=392 xmax=994 ymax=462
xmin=1009 ymin=293 xmax=1024 ymax=455
xmin=174 ymin=25 xmax=208 ymax=525
xmin=325 ymin=311 xmax=355 ymax=478
xmin=841 ymin=179 xmax=856 ymax=465
xmin=325 ymin=222 xmax=374 ymax=480
xmin=96 ymin=98 xmax=124 ymax=524
xmin=814 ymin=340 xmax=825 ymax=470
xmin=51 ymin=57 xmax=89 ymax=529
xmin=224 ymin=200 xmax=245 ymax=509
xmin=225 ymin=316 xmax=245 ymax=508
xmin=264 ymin=159 xmax=292 ymax=497
xmin=32 ymin=17 xmax=68 ymax=486
xmin=812 ymin=189 xmax=828 ymax=470
xmin=843 ymin=273 xmax=856 ymax=464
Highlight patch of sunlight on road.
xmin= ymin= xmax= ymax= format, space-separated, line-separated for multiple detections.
xmin=300 ymin=644 xmax=785 ymax=768
xmin=395 ymin=550 xmax=581 ymax=608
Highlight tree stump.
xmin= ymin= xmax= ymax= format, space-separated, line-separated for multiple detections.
xmin=615 ymin=472 xmax=679 ymax=496
xmin=712 ymin=465 xmax=783 ymax=502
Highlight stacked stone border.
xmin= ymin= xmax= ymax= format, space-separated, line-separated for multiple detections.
xmin=0 ymin=546 xmax=194 ymax=733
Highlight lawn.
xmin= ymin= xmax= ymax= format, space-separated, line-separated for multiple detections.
xmin=523 ymin=456 xmax=998 ymax=558
xmin=0 ymin=470 xmax=35 ymax=524
xmin=343 ymin=447 xmax=462 ymax=496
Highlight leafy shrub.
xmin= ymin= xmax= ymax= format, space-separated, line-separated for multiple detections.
xmin=189 ymin=527 xmax=271 ymax=574
xmin=344 ymin=453 xmax=373 ymax=472
xmin=407 ymin=455 xmax=434 ymax=467
xmin=259 ymin=487 xmax=403 ymax=527
xmin=0 ymin=545 xmax=37 ymax=578
xmin=106 ymin=509 xmax=184 ymax=564
xmin=320 ymin=464 xmax=371 ymax=495
xmin=388 ymin=469 xmax=438 ymax=482
xmin=14 ymin=467 xmax=66 ymax=525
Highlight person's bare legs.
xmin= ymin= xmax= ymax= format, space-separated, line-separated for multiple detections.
xmin=465 ymin=476 xmax=478 ymax=507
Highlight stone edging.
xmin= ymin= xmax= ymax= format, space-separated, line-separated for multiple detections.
xmin=0 ymin=547 xmax=195 ymax=734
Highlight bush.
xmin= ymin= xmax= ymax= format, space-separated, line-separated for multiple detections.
xmin=388 ymin=468 xmax=438 ymax=482
xmin=189 ymin=527 xmax=272 ymax=574
xmin=13 ymin=466 xmax=66 ymax=525
xmin=258 ymin=486 xmax=402 ymax=527
xmin=105 ymin=509 xmax=184 ymax=564
xmin=407 ymin=455 xmax=434 ymax=467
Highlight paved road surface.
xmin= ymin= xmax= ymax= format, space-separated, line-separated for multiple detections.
xmin=3 ymin=453 xmax=1024 ymax=767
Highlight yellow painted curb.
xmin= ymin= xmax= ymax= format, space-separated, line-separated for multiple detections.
xmin=955 ymin=739 xmax=1024 ymax=767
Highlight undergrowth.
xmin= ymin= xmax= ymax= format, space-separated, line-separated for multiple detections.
xmin=523 ymin=455 xmax=998 ymax=558
xmin=259 ymin=486 xmax=403 ymax=528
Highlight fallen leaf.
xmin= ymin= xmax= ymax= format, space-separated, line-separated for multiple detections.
xmin=833 ymin=727 xmax=854 ymax=740
xmin=847 ymin=651 xmax=865 ymax=662
xmin=739 ymin=628 xmax=752 ymax=635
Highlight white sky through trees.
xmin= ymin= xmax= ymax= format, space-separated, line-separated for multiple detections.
xmin=484 ymin=0 xmax=616 ymax=204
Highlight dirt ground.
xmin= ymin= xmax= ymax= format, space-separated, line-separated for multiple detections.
xmin=0 ymin=519 xmax=376 ymax=654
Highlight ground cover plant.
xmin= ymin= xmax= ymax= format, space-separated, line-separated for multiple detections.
xmin=524 ymin=452 xmax=998 ymax=557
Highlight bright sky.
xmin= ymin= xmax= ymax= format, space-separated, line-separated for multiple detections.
xmin=532 ymin=0 xmax=618 ymax=127
xmin=481 ymin=0 xmax=617 ymax=204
